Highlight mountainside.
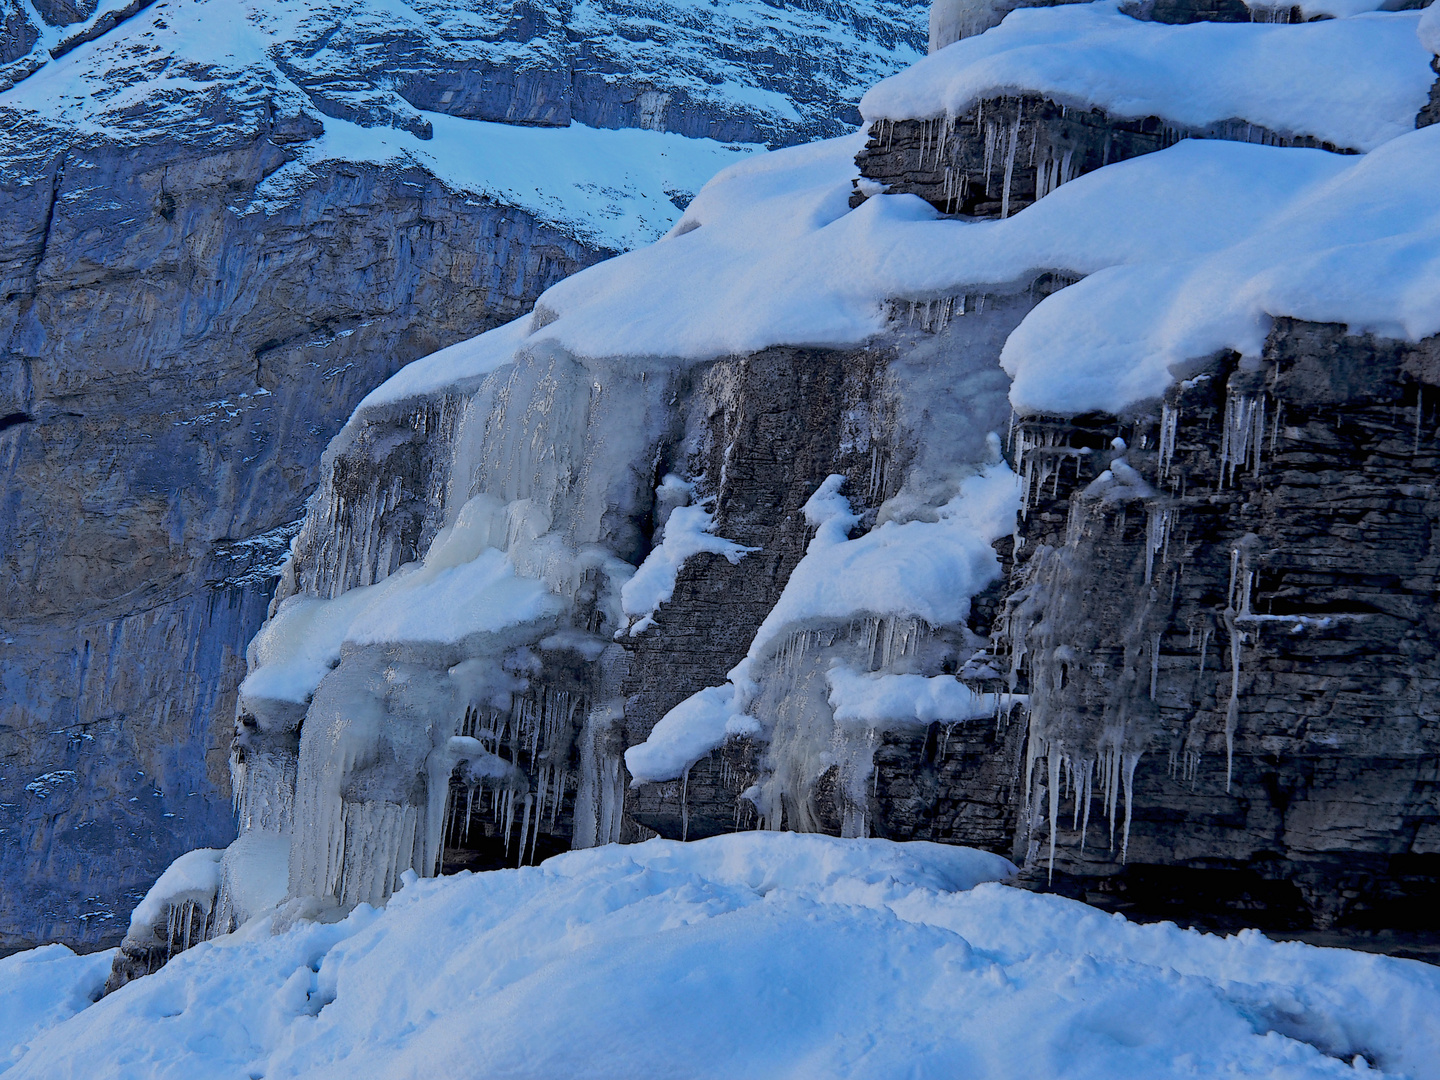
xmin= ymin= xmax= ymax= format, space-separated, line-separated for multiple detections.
xmin=0 ymin=0 xmax=927 ymax=951
xmin=128 ymin=0 xmax=1440 ymax=990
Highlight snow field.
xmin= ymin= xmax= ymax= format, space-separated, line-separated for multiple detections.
xmin=6 ymin=833 xmax=1440 ymax=1079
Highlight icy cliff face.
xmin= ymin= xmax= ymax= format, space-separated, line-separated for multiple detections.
xmin=0 ymin=0 xmax=928 ymax=950
xmin=195 ymin=0 xmax=1440 ymax=950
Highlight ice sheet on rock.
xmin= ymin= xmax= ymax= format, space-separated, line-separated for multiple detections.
xmin=620 ymin=480 xmax=758 ymax=634
xmin=1003 ymin=122 xmax=1440 ymax=416
xmin=863 ymin=1 xmax=1434 ymax=153
xmin=212 ymin=832 xmax=292 ymax=936
xmin=240 ymin=508 xmax=563 ymax=706
xmin=13 ymin=833 xmax=1440 ymax=1080
xmin=0 ymin=943 xmax=114 ymax=1071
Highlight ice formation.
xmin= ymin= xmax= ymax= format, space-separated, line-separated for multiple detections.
xmin=627 ymin=461 xmax=1022 ymax=836
xmin=119 ymin=849 xmax=226 ymax=960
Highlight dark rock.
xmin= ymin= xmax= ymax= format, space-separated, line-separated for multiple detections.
xmin=971 ymin=321 xmax=1440 ymax=936
xmin=854 ymin=97 xmax=1354 ymax=218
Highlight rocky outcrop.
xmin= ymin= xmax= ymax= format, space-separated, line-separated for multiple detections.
xmin=951 ymin=321 xmax=1440 ymax=939
xmin=852 ymin=100 xmax=1352 ymax=218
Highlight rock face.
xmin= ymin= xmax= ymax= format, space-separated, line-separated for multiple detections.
xmin=852 ymin=101 xmax=1354 ymax=219
xmin=983 ymin=321 xmax=1440 ymax=938
xmin=0 ymin=0 xmax=929 ymax=950
xmin=0 ymin=132 xmax=601 ymax=951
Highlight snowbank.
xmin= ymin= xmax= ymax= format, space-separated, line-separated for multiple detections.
xmin=863 ymin=1 xmax=1434 ymax=153
xmin=1003 ymin=121 xmax=1440 ymax=415
xmin=361 ymin=128 xmax=1351 ymax=411
xmin=9 ymin=833 xmax=1440 ymax=1079
xmin=0 ymin=945 xmax=113 ymax=1072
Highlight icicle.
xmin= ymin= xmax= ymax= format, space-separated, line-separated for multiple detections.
xmin=681 ymin=764 xmax=691 ymax=842
xmin=1159 ymin=403 xmax=1179 ymax=483
xmin=1120 ymin=752 xmax=1139 ymax=863
xmin=1000 ymin=107 xmax=1021 ymax=219
xmin=518 ymin=793 xmax=533 ymax=866
xmin=1224 ymin=608 xmax=1242 ymax=793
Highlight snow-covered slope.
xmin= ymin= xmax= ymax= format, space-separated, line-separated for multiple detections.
xmin=9 ymin=834 xmax=1440 ymax=1079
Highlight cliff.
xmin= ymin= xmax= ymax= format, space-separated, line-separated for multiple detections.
xmin=163 ymin=0 xmax=1440 ymax=990
xmin=0 ymin=0 xmax=927 ymax=950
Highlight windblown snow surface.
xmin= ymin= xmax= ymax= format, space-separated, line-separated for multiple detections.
xmin=6 ymin=834 xmax=1440 ymax=1079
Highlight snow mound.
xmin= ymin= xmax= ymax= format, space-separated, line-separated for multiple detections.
xmin=863 ymin=1 xmax=1435 ymax=152
xmin=0 ymin=944 xmax=113 ymax=1072
xmin=1003 ymin=121 xmax=1440 ymax=415
xmin=8 ymin=833 xmax=1440 ymax=1079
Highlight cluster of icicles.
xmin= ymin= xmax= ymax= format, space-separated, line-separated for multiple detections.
xmin=1001 ymin=381 xmax=1292 ymax=876
xmin=444 ymin=690 xmax=584 ymax=868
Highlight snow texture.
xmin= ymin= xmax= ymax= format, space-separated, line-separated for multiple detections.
xmin=7 ymin=833 xmax=1440 ymax=1080
xmin=0 ymin=944 xmax=113 ymax=1073
xmin=862 ymin=1 xmax=1434 ymax=153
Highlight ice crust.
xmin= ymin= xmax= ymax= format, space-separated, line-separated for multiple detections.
xmin=863 ymin=1 xmax=1434 ymax=153
xmin=9 ymin=833 xmax=1440 ymax=1080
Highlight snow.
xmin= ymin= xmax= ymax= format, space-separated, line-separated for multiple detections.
xmin=253 ymin=111 xmax=763 ymax=253
xmin=241 ymin=497 xmax=564 ymax=706
xmin=1003 ymin=120 xmax=1440 ymax=415
xmin=826 ymin=665 xmax=1016 ymax=727
xmin=862 ymin=2 xmax=1434 ymax=153
xmin=8 ymin=833 xmax=1440 ymax=1080
xmin=125 ymin=849 xmax=225 ymax=940
xmin=626 ymin=463 xmax=1020 ymax=783
xmin=1420 ymin=0 xmax=1440 ymax=55
xmin=0 ymin=944 xmax=113 ymax=1073
xmin=620 ymin=479 xmax=758 ymax=634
